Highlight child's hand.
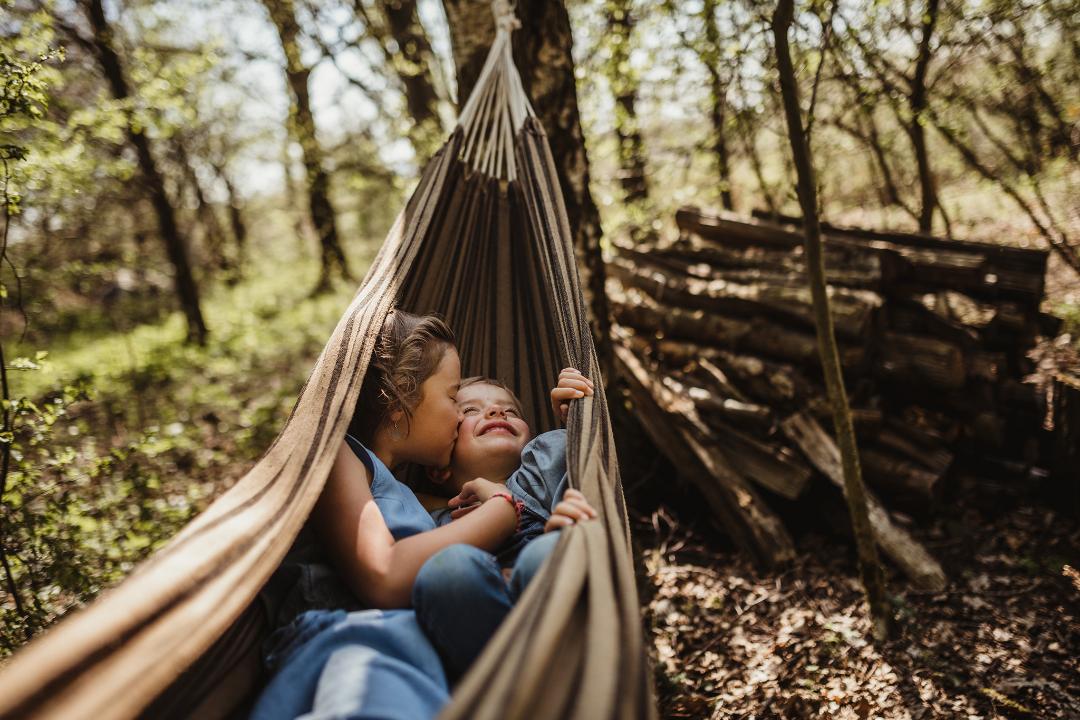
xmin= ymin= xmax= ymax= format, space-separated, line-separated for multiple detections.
xmin=544 ymin=489 xmax=598 ymax=532
xmin=448 ymin=477 xmax=506 ymax=519
xmin=550 ymin=367 xmax=594 ymax=424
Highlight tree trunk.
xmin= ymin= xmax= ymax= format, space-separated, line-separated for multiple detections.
xmin=442 ymin=0 xmax=612 ymax=370
xmin=174 ymin=140 xmax=232 ymax=275
xmin=263 ymin=0 xmax=352 ymax=294
xmin=908 ymin=0 xmax=940 ymax=233
xmin=702 ymin=0 xmax=733 ymax=210
xmin=772 ymin=0 xmax=890 ymax=640
xmin=212 ymin=161 xmax=248 ymax=273
xmin=360 ymin=0 xmax=446 ymax=160
xmin=604 ymin=0 xmax=649 ymax=206
xmin=83 ymin=0 xmax=207 ymax=344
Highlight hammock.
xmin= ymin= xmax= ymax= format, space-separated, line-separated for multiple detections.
xmin=0 ymin=3 xmax=654 ymax=719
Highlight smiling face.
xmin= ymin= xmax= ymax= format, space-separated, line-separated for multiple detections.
xmin=449 ymin=381 xmax=532 ymax=486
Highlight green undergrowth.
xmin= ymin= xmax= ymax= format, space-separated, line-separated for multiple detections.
xmin=1 ymin=238 xmax=377 ymax=656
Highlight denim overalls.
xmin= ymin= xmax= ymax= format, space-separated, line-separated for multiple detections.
xmin=250 ymin=436 xmax=448 ymax=720
xmin=412 ymin=430 xmax=567 ymax=680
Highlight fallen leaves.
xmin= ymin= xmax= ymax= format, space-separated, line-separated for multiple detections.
xmin=637 ymin=502 xmax=1080 ymax=719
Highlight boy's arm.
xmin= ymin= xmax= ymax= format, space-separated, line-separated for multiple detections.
xmin=542 ymin=489 xmax=597 ymax=532
xmin=506 ymin=430 xmax=569 ymax=520
xmin=550 ymin=367 xmax=594 ymax=424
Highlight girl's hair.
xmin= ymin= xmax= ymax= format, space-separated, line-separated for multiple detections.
xmin=349 ymin=310 xmax=456 ymax=443
xmin=458 ymin=376 xmax=525 ymax=418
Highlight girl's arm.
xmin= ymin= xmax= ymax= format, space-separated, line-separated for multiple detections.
xmin=313 ymin=441 xmax=517 ymax=609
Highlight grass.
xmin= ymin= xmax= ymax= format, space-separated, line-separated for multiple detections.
xmin=9 ymin=235 xmax=378 ymax=404
xmin=0 ymin=225 xmax=381 ymax=653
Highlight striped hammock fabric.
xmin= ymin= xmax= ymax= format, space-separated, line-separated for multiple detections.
xmin=0 ymin=5 xmax=655 ymax=720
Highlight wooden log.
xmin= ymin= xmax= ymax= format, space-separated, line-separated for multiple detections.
xmin=891 ymin=405 xmax=960 ymax=447
xmin=780 ymin=411 xmax=947 ymax=591
xmin=677 ymin=206 xmax=803 ymax=250
xmin=860 ymin=446 xmax=942 ymax=505
xmin=609 ymin=255 xmax=881 ymax=339
xmin=608 ymin=279 xmax=867 ymax=369
xmin=659 ymin=374 xmax=812 ymax=500
xmin=628 ymin=335 xmax=883 ymax=434
xmin=615 ymin=331 xmax=817 ymax=409
xmin=613 ymin=238 xmax=886 ymax=290
xmin=696 ymin=358 xmax=751 ymax=404
xmin=614 ymin=342 xmax=795 ymax=566
xmin=751 ymin=208 xmax=1048 ymax=307
xmin=886 ymin=296 xmax=982 ymax=350
xmin=876 ymin=426 xmax=954 ymax=478
xmin=682 ymin=385 xmax=773 ymax=430
xmin=703 ymin=347 xmax=819 ymax=408
xmin=877 ymin=331 xmax=967 ymax=390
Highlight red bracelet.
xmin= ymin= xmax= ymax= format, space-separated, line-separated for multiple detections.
xmin=490 ymin=492 xmax=524 ymax=532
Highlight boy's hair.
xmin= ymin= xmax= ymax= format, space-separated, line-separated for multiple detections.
xmin=459 ymin=376 xmax=525 ymax=419
xmin=349 ymin=310 xmax=456 ymax=443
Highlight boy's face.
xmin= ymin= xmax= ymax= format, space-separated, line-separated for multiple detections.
xmin=451 ymin=383 xmax=532 ymax=479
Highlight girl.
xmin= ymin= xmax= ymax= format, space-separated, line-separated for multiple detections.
xmin=251 ymin=311 xmax=591 ymax=719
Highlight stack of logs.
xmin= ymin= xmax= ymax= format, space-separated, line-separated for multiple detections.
xmin=611 ymin=207 xmax=1053 ymax=590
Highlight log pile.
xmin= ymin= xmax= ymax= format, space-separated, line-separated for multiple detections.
xmin=612 ymin=207 xmax=1053 ymax=590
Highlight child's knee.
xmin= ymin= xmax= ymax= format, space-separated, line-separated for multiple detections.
xmin=412 ymin=544 xmax=496 ymax=610
xmin=510 ymin=531 xmax=560 ymax=595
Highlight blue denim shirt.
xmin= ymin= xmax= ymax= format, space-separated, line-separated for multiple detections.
xmin=258 ymin=435 xmax=436 ymax=631
xmin=430 ymin=429 xmax=568 ymax=564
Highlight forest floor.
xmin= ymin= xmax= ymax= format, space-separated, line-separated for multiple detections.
xmin=633 ymin=481 xmax=1080 ymax=719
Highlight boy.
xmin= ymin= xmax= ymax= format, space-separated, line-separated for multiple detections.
xmin=410 ymin=368 xmax=597 ymax=679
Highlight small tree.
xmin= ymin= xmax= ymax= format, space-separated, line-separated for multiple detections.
xmin=772 ymin=0 xmax=890 ymax=640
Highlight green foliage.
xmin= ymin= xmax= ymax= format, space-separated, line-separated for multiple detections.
xmin=0 ymin=371 xmax=185 ymax=650
xmin=0 ymin=230 xmax=365 ymax=655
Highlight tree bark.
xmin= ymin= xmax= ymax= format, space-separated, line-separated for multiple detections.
xmin=263 ymin=0 xmax=352 ymax=294
xmin=702 ymin=0 xmax=733 ymax=210
xmin=83 ymin=0 xmax=207 ymax=344
xmin=603 ymin=0 xmax=649 ymax=206
xmin=442 ymin=0 xmax=612 ymax=370
xmin=212 ymin=161 xmax=248 ymax=272
xmin=772 ymin=0 xmax=891 ymax=639
xmin=173 ymin=140 xmax=232 ymax=275
xmin=909 ymin=0 xmax=941 ymax=233
xmin=358 ymin=0 xmax=446 ymax=160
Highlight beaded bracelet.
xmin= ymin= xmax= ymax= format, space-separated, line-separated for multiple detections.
xmin=490 ymin=491 xmax=524 ymax=532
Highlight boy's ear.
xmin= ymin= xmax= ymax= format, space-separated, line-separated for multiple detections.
xmin=389 ymin=409 xmax=405 ymax=425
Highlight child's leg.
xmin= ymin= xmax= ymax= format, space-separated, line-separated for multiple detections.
xmin=250 ymin=609 xmax=448 ymax=720
xmin=412 ymin=544 xmax=512 ymax=679
xmin=508 ymin=531 xmax=561 ymax=601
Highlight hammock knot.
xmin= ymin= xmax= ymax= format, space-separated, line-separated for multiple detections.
xmin=492 ymin=0 xmax=521 ymax=33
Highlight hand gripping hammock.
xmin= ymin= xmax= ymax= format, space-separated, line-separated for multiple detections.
xmin=0 ymin=2 xmax=655 ymax=718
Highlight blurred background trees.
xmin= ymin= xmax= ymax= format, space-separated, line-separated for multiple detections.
xmin=0 ymin=0 xmax=1077 ymax=656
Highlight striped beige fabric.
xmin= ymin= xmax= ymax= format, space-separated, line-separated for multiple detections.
xmin=0 ymin=6 xmax=654 ymax=720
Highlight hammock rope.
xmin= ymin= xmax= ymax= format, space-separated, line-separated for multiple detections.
xmin=0 ymin=3 xmax=655 ymax=718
